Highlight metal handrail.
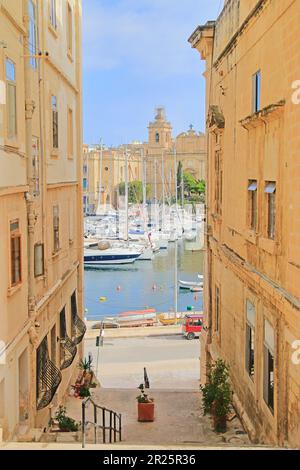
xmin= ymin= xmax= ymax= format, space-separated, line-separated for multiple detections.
xmin=82 ymin=396 xmax=122 ymax=448
xmin=144 ymin=367 xmax=150 ymax=389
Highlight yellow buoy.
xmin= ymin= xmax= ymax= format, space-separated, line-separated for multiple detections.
xmin=99 ymin=297 xmax=107 ymax=302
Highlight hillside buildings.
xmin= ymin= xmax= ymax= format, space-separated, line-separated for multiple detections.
xmin=189 ymin=0 xmax=300 ymax=447
xmin=0 ymin=0 xmax=84 ymax=440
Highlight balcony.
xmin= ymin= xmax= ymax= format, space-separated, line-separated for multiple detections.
xmin=72 ymin=313 xmax=87 ymax=345
xmin=36 ymin=356 xmax=62 ymax=411
xmin=60 ymin=336 xmax=77 ymax=370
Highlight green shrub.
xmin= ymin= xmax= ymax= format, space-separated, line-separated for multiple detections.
xmin=55 ymin=406 xmax=79 ymax=432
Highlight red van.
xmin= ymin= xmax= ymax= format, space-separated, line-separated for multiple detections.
xmin=182 ymin=314 xmax=204 ymax=340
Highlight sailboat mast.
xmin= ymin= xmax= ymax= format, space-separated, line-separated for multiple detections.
xmin=124 ymin=147 xmax=129 ymax=241
xmin=181 ymin=164 xmax=184 ymax=207
xmin=97 ymin=138 xmax=103 ymax=211
xmin=141 ymin=148 xmax=147 ymax=231
xmin=174 ymin=240 xmax=178 ymax=315
xmin=174 ymin=146 xmax=178 ymax=206
xmin=154 ymin=158 xmax=157 ymax=226
xmin=161 ymin=151 xmax=165 ymax=229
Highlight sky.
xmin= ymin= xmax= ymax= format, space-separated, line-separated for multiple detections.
xmin=83 ymin=0 xmax=223 ymax=147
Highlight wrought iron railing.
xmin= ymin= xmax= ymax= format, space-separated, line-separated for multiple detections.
xmin=36 ymin=356 xmax=62 ymax=411
xmin=82 ymin=397 xmax=122 ymax=448
xmin=60 ymin=335 xmax=77 ymax=370
xmin=72 ymin=314 xmax=87 ymax=345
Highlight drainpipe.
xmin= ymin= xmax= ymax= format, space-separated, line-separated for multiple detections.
xmin=23 ymin=14 xmax=36 ymax=320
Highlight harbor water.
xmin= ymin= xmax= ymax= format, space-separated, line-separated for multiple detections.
xmin=84 ymin=241 xmax=204 ymax=321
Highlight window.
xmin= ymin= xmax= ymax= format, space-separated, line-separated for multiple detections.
xmin=248 ymin=180 xmax=257 ymax=231
xmin=50 ymin=325 xmax=56 ymax=365
xmin=50 ymin=0 xmax=57 ymax=29
xmin=252 ymin=70 xmax=261 ymax=113
xmin=60 ymin=308 xmax=67 ymax=339
xmin=83 ymin=178 xmax=88 ymax=190
xmin=34 ymin=243 xmax=44 ymax=277
xmin=265 ymin=182 xmax=276 ymax=239
xmin=67 ymin=3 xmax=73 ymax=55
xmin=28 ymin=1 xmax=37 ymax=69
xmin=155 ymin=132 xmax=160 ymax=143
xmin=67 ymin=108 xmax=73 ymax=157
xmin=215 ymin=150 xmax=222 ymax=214
xmin=263 ymin=319 xmax=275 ymax=413
xmin=245 ymin=300 xmax=255 ymax=380
xmin=215 ymin=286 xmax=220 ymax=333
xmin=6 ymin=58 xmax=17 ymax=139
xmin=36 ymin=336 xmax=48 ymax=403
xmin=32 ymin=137 xmax=40 ymax=196
xmin=71 ymin=291 xmax=77 ymax=337
xmin=68 ymin=199 xmax=74 ymax=243
xmin=52 ymin=95 xmax=58 ymax=149
xmin=10 ymin=220 xmax=21 ymax=286
xmin=53 ymin=205 xmax=60 ymax=253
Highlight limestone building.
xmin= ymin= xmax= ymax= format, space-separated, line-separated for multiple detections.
xmin=83 ymin=108 xmax=206 ymax=212
xmin=0 ymin=0 xmax=84 ymax=440
xmin=189 ymin=0 xmax=300 ymax=447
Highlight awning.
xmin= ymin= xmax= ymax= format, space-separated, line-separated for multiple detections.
xmin=248 ymin=181 xmax=257 ymax=191
xmin=265 ymin=182 xmax=276 ymax=194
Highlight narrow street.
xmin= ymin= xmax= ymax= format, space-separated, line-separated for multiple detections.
xmin=85 ymin=334 xmax=200 ymax=389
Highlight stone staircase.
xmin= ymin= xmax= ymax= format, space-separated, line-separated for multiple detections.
xmin=64 ymin=387 xmax=251 ymax=447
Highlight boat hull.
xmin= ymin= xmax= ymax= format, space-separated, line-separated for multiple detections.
xmin=84 ymin=254 xmax=140 ymax=265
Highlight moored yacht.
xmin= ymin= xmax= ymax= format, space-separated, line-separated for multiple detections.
xmin=84 ymin=244 xmax=141 ymax=266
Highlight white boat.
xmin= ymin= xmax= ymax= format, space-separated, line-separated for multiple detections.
xmin=84 ymin=246 xmax=141 ymax=266
xmin=179 ymin=279 xmax=204 ymax=290
xmin=117 ymin=313 xmax=156 ymax=323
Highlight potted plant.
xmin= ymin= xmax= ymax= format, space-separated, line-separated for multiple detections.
xmin=78 ymin=357 xmax=93 ymax=381
xmin=201 ymin=359 xmax=232 ymax=433
xmin=54 ymin=406 xmax=79 ymax=432
xmin=136 ymin=384 xmax=154 ymax=422
xmin=79 ymin=385 xmax=91 ymax=399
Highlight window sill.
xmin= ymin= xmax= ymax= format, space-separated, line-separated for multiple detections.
xmin=244 ymin=229 xmax=257 ymax=245
xmin=262 ymin=399 xmax=275 ymax=420
xmin=51 ymin=149 xmax=59 ymax=158
xmin=67 ymin=50 xmax=74 ymax=63
xmin=48 ymin=23 xmax=58 ymax=39
xmin=52 ymin=249 xmax=61 ymax=259
xmin=245 ymin=370 xmax=255 ymax=392
xmin=7 ymin=283 xmax=22 ymax=297
xmin=259 ymin=237 xmax=276 ymax=255
xmin=4 ymin=139 xmax=20 ymax=151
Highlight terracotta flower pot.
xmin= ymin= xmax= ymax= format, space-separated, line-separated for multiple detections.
xmin=138 ymin=402 xmax=155 ymax=422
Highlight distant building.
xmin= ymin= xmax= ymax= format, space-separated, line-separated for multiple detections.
xmin=0 ymin=0 xmax=84 ymax=440
xmin=189 ymin=0 xmax=300 ymax=447
xmin=83 ymin=108 xmax=206 ymax=212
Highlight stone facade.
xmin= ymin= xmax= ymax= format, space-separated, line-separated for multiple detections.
xmin=83 ymin=108 xmax=206 ymax=213
xmin=190 ymin=0 xmax=300 ymax=447
xmin=0 ymin=0 xmax=84 ymax=440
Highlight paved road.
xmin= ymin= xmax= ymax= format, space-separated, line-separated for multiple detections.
xmin=84 ymin=334 xmax=200 ymax=389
